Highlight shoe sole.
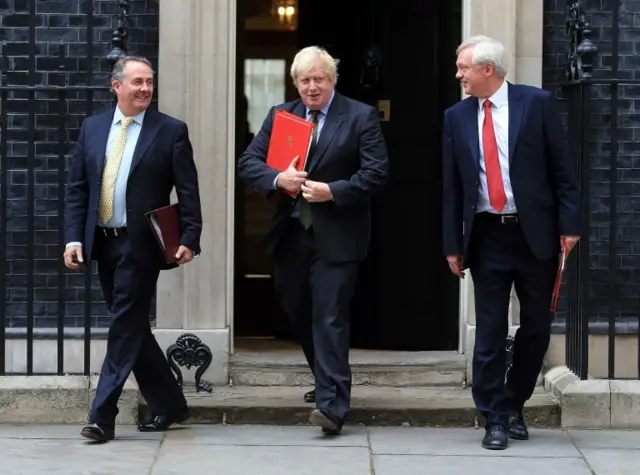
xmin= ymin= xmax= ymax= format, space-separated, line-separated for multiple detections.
xmin=309 ymin=411 xmax=338 ymax=432
xmin=80 ymin=430 xmax=114 ymax=442
xmin=482 ymin=443 xmax=507 ymax=450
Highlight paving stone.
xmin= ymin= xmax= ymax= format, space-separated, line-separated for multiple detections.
xmin=152 ymin=445 xmax=372 ymax=475
xmin=579 ymin=449 xmax=640 ymax=475
xmin=369 ymin=427 xmax=581 ymax=458
xmin=164 ymin=424 xmax=369 ymax=447
xmin=374 ymin=455 xmax=593 ymax=475
xmin=568 ymin=429 xmax=640 ymax=450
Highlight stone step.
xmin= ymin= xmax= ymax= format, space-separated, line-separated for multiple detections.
xmin=140 ymin=386 xmax=560 ymax=428
xmin=229 ymin=350 xmax=467 ymax=387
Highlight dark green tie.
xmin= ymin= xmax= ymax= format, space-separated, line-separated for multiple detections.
xmin=299 ymin=110 xmax=319 ymax=229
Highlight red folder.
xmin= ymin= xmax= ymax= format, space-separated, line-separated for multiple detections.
xmin=266 ymin=109 xmax=315 ymax=197
xmin=550 ymin=244 xmax=569 ymax=312
xmin=145 ymin=203 xmax=181 ymax=264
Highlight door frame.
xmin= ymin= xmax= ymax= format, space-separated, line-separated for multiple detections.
xmin=230 ymin=0 xmax=469 ymax=354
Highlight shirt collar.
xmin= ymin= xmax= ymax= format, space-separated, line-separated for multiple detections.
xmin=112 ymin=105 xmax=146 ymax=126
xmin=478 ymin=80 xmax=508 ymax=109
xmin=306 ymin=90 xmax=335 ymax=117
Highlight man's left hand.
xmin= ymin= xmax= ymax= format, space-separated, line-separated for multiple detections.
xmin=561 ymin=235 xmax=580 ymax=255
xmin=175 ymin=245 xmax=194 ymax=265
xmin=301 ymin=180 xmax=333 ymax=203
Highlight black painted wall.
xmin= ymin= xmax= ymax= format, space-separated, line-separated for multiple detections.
xmin=0 ymin=0 xmax=637 ymax=333
xmin=544 ymin=0 xmax=640 ymax=333
xmin=0 ymin=0 xmax=158 ymax=328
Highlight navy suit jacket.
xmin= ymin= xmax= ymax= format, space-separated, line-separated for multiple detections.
xmin=237 ymin=92 xmax=389 ymax=263
xmin=64 ymin=107 xmax=203 ymax=270
xmin=442 ymin=83 xmax=581 ymax=261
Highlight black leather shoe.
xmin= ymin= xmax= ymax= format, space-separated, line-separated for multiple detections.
xmin=138 ymin=409 xmax=190 ymax=432
xmin=508 ymin=412 xmax=529 ymax=440
xmin=482 ymin=424 xmax=508 ymax=450
xmin=81 ymin=422 xmax=115 ymax=442
xmin=303 ymin=389 xmax=315 ymax=403
xmin=309 ymin=408 xmax=341 ymax=435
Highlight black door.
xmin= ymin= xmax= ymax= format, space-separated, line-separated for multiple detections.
xmin=297 ymin=0 xmax=461 ymax=350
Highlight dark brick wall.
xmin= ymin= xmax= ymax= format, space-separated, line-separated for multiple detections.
xmin=0 ymin=0 xmax=159 ymax=328
xmin=545 ymin=0 xmax=640 ymax=332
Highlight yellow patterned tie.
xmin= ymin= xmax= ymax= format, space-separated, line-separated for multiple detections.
xmin=97 ymin=116 xmax=134 ymax=223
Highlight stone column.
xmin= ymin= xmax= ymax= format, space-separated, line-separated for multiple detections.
xmin=153 ymin=0 xmax=237 ymax=385
xmin=459 ymin=0 xmax=544 ymax=381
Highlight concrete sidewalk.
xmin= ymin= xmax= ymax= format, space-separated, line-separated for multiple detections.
xmin=0 ymin=424 xmax=637 ymax=474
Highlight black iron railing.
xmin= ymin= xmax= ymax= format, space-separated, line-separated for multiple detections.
xmin=562 ymin=0 xmax=640 ymax=380
xmin=0 ymin=0 xmax=130 ymax=376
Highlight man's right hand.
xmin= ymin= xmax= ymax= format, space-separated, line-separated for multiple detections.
xmin=276 ymin=156 xmax=307 ymax=194
xmin=446 ymin=254 xmax=465 ymax=278
xmin=63 ymin=246 xmax=84 ymax=270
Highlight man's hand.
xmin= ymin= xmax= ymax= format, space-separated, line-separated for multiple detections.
xmin=301 ymin=180 xmax=333 ymax=203
xmin=175 ymin=245 xmax=194 ymax=265
xmin=276 ymin=156 xmax=307 ymax=194
xmin=561 ymin=235 xmax=580 ymax=255
xmin=63 ymin=246 xmax=84 ymax=270
xmin=446 ymin=254 xmax=465 ymax=278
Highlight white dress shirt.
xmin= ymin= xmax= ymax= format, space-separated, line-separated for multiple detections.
xmin=476 ymin=80 xmax=517 ymax=214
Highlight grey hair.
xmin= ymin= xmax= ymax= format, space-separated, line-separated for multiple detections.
xmin=290 ymin=46 xmax=339 ymax=84
xmin=110 ymin=56 xmax=154 ymax=84
xmin=456 ymin=35 xmax=508 ymax=77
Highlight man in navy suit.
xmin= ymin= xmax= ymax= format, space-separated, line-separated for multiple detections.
xmin=238 ymin=46 xmax=388 ymax=434
xmin=442 ymin=36 xmax=581 ymax=450
xmin=64 ymin=56 xmax=202 ymax=442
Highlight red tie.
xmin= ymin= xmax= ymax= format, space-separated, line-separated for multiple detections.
xmin=482 ymin=100 xmax=507 ymax=212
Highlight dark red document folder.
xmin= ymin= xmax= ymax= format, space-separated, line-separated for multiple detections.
xmin=550 ymin=244 xmax=569 ymax=312
xmin=145 ymin=203 xmax=181 ymax=264
xmin=266 ymin=109 xmax=315 ymax=197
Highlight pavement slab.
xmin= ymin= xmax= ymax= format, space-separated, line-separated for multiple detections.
xmin=0 ymin=424 xmax=637 ymax=475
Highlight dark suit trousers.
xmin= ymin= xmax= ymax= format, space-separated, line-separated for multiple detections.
xmin=468 ymin=213 xmax=556 ymax=427
xmin=89 ymin=233 xmax=187 ymax=426
xmin=273 ymin=220 xmax=358 ymax=424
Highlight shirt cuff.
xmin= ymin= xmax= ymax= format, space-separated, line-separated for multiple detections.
xmin=66 ymin=242 xmax=83 ymax=248
xmin=272 ymin=174 xmax=280 ymax=190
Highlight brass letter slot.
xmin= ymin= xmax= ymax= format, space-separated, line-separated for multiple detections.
xmin=377 ymin=100 xmax=390 ymax=122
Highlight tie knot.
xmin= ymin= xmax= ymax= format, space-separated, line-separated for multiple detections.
xmin=310 ymin=110 xmax=320 ymax=122
xmin=483 ymin=100 xmax=492 ymax=110
xmin=121 ymin=116 xmax=134 ymax=128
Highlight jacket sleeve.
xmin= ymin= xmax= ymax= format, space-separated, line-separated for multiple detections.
xmin=64 ymin=120 xmax=89 ymax=245
xmin=328 ymin=106 xmax=389 ymax=206
xmin=237 ymin=106 xmax=280 ymax=192
xmin=543 ymin=92 xmax=581 ymax=236
xmin=442 ymin=110 xmax=464 ymax=256
xmin=172 ymin=121 xmax=203 ymax=255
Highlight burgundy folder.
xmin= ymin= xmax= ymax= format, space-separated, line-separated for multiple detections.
xmin=145 ymin=203 xmax=181 ymax=264
xmin=550 ymin=244 xmax=568 ymax=312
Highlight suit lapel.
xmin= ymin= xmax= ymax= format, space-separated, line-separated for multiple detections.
xmin=508 ymin=83 xmax=524 ymax=163
xmin=464 ymin=99 xmax=481 ymax=172
xmin=307 ymin=94 xmax=344 ymax=173
xmin=128 ymin=109 xmax=162 ymax=176
xmin=95 ymin=109 xmax=116 ymax=177
xmin=292 ymin=100 xmax=306 ymax=119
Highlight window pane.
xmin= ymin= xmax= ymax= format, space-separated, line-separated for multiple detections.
xmin=244 ymin=59 xmax=286 ymax=136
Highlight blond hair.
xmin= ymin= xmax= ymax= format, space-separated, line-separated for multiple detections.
xmin=290 ymin=46 xmax=339 ymax=84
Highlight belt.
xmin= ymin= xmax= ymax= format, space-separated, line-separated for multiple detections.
xmin=98 ymin=227 xmax=127 ymax=237
xmin=477 ymin=212 xmax=519 ymax=224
